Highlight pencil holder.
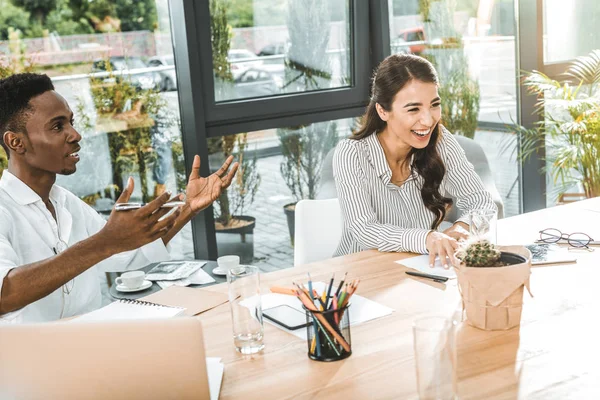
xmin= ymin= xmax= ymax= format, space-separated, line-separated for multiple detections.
xmin=304 ymin=304 xmax=352 ymax=362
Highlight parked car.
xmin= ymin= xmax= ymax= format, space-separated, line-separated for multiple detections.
xmin=92 ymin=56 xmax=162 ymax=91
xmin=397 ymin=27 xmax=427 ymax=54
xmin=228 ymin=49 xmax=263 ymax=79
xmin=257 ymin=42 xmax=287 ymax=57
xmin=147 ymin=55 xmax=177 ymax=91
xmin=233 ymin=67 xmax=280 ymax=98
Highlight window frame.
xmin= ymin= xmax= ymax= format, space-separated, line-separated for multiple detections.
xmin=193 ymin=0 xmax=371 ymax=138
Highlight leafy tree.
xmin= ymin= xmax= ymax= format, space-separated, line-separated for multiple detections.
xmin=114 ymin=0 xmax=158 ymax=31
xmin=0 ymin=1 xmax=31 ymax=40
xmin=12 ymin=0 xmax=57 ymax=24
xmin=226 ymin=0 xmax=253 ymax=28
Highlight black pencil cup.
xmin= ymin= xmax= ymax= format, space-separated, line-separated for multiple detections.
xmin=304 ymin=304 xmax=352 ymax=362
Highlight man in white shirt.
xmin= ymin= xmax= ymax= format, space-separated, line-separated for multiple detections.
xmin=0 ymin=73 xmax=238 ymax=323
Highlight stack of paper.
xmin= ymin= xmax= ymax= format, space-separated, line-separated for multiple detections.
xmin=146 ymin=261 xmax=216 ymax=288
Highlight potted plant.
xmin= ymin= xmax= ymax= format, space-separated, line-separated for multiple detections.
xmin=278 ymin=121 xmax=338 ymax=244
xmin=454 ymin=238 xmax=532 ymax=330
xmin=515 ymin=50 xmax=600 ymax=200
xmin=208 ymin=134 xmax=260 ymax=264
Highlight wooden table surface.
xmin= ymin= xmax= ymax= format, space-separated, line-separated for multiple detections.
xmin=198 ymin=198 xmax=600 ymax=399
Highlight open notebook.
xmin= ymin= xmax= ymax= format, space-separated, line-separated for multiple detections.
xmin=74 ymin=299 xmax=185 ymax=322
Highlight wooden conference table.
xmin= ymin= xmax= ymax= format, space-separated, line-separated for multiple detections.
xmin=197 ymin=198 xmax=600 ymax=399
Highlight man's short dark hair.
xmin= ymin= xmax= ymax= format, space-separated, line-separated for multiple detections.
xmin=0 ymin=73 xmax=55 ymax=159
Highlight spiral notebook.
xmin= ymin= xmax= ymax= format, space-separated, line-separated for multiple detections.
xmin=74 ymin=299 xmax=185 ymax=322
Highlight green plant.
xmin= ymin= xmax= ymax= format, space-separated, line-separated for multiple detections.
xmin=456 ymin=237 xmax=502 ymax=268
xmin=515 ymin=50 xmax=600 ymax=199
xmin=278 ymin=122 xmax=338 ymax=202
xmin=439 ymin=66 xmax=480 ymax=139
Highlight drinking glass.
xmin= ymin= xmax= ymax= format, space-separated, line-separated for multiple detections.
xmin=227 ymin=265 xmax=264 ymax=354
xmin=469 ymin=209 xmax=498 ymax=244
xmin=413 ymin=317 xmax=456 ymax=400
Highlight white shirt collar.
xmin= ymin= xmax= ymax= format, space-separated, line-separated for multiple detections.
xmin=0 ymin=170 xmax=66 ymax=207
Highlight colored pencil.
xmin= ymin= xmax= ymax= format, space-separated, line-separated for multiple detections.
xmin=325 ymin=273 xmax=335 ymax=309
xmin=334 ymin=272 xmax=348 ymax=298
xmin=295 ymin=290 xmax=351 ymax=352
xmin=307 ymin=274 xmax=321 ymax=357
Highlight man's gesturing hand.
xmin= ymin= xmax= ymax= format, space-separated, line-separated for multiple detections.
xmin=185 ymin=155 xmax=239 ymax=215
xmin=98 ymin=177 xmax=181 ymax=253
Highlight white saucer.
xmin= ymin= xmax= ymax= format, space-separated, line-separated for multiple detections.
xmin=212 ymin=265 xmax=253 ymax=276
xmin=116 ymin=280 xmax=152 ymax=293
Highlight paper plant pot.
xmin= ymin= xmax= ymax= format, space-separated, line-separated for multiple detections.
xmin=455 ymin=245 xmax=532 ymax=331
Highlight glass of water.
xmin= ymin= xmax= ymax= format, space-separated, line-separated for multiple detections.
xmin=413 ymin=317 xmax=457 ymax=400
xmin=468 ymin=209 xmax=498 ymax=244
xmin=227 ymin=264 xmax=264 ymax=354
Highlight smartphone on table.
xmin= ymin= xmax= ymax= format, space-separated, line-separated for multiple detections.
xmin=115 ymin=201 xmax=185 ymax=211
xmin=263 ymin=304 xmax=311 ymax=330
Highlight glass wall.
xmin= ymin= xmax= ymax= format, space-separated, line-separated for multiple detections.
xmin=207 ymin=118 xmax=354 ymax=270
xmin=389 ymin=0 xmax=520 ymax=217
xmin=543 ymin=0 xmax=600 ymax=64
xmin=0 ymin=0 xmax=194 ymax=259
xmin=210 ymin=0 xmax=352 ymax=102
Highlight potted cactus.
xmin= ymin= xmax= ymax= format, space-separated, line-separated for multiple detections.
xmin=454 ymin=238 xmax=532 ymax=331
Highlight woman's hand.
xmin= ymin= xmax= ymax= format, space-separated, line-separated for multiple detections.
xmin=426 ymin=231 xmax=459 ymax=269
xmin=443 ymin=222 xmax=469 ymax=241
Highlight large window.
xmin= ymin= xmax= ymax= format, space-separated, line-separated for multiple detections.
xmin=211 ymin=0 xmax=352 ymax=102
xmin=0 ymin=0 xmax=193 ymax=259
xmin=389 ymin=0 xmax=520 ymax=217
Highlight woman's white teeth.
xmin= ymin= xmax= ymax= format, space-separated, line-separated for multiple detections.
xmin=69 ymin=153 xmax=79 ymax=157
xmin=412 ymin=129 xmax=430 ymax=137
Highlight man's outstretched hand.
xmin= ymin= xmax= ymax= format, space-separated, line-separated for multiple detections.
xmin=185 ymin=154 xmax=239 ymax=215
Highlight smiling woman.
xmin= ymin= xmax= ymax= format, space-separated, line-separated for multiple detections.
xmin=333 ymin=54 xmax=497 ymax=266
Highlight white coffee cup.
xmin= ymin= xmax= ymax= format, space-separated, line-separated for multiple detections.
xmin=115 ymin=271 xmax=146 ymax=289
xmin=216 ymin=255 xmax=240 ymax=274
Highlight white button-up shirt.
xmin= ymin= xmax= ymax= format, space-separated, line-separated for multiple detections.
xmin=0 ymin=171 xmax=170 ymax=323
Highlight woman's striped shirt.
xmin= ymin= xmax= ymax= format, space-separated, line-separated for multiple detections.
xmin=333 ymin=127 xmax=497 ymax=256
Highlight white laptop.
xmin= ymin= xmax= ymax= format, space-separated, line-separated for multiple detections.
xmin=0 ymin=318 xmax=213 ymax=400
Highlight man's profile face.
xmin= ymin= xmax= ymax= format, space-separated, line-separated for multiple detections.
xmin=21 ymin=91 xmax=81 ymax=175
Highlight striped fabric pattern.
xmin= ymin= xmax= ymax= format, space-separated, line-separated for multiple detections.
xmin=333 ymin=127 xmax=497 ymax=256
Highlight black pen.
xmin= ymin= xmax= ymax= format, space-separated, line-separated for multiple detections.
xmin=405 ymin=271 xmax=449 ymax=283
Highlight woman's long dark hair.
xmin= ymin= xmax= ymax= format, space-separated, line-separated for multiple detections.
xmin=352 ymin=54 xmax=452 ymax=229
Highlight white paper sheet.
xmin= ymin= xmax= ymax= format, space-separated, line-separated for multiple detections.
xmin=395 ymin=255 xmax=457 ymax=279
xmin=251 ymin=282 xmax=394 ymax=340
xmin=206 ymin=357 xmax=224 ymax=400
xmin=155 ymin=262 xmax=215 ymax=288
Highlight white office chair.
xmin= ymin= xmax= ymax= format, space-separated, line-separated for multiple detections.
xmin=294 ymin=198 xmax=343 ymax=266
